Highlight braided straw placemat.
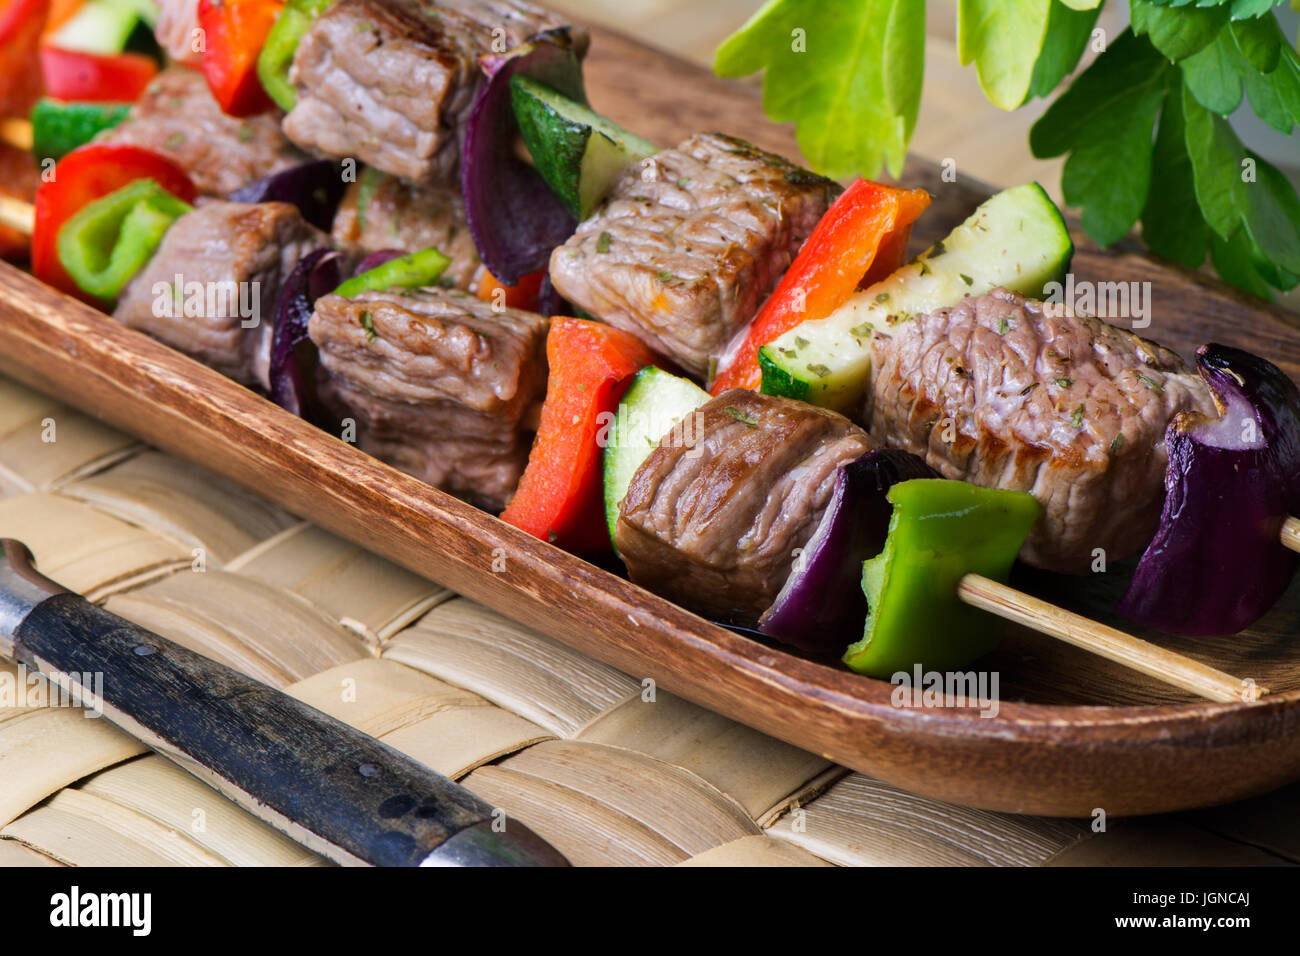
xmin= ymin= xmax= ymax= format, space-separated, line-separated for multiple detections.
xmin=1 ymin=372 xmax=1297 ymax=867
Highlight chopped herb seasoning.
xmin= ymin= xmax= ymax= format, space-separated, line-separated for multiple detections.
xmin=656 ymin=270 xmax=675 ymax=283
xmin=676 ymin=177 xmax=691 ymax=188
xmin=959 ymin=273 xmax=973 ymax=286
xmin=1110 ymin=433 xmax=1125 ymax=454
xmin=355 ymin=20 xmax=372 ymax=31
xmin=779 ymin=347 xmax=797 ymax=358
xmin=1055 ymin=376 xmax=1073 ymax=388
xmin=632 ymin=195 xmax=650 ymax=203
xmin=1020 ymin=382 xmax=1038 ymax=396
xmin=359 ymin=310 xmax=377 ymax=343
xmin=808 ymin=363 xmax=832 ymax=378
xmin=164 ymin=132 xmax=186 ymax=150
xmin=596 ymin=231 xmax=612 ymax=253
xmin=875 ymin=292 xmax=891 ymax=304
xmin=927 ymin=240 xmax=946 ymax=258
xmin=1070 ymin=404 xmax=1085 ymax=428
xmin=918 ymin=261 xmax=932 ymax=276
xmin=1137 ymin=373 xmax=1164 ymax=392
xmin=725 ymin=405 xmax=759 ymax=427
xmin=997 ymin=317 xmax=1011 ymax=334
xmin=547 ymin=529 xmax=558 ymax=543
xmin=238 ymin=125 xmax=254 ymax=143
xmin=850 ymin=322 xmax=873 ymax=338
xmin=953 ymin=365 xmax=970 ymax=379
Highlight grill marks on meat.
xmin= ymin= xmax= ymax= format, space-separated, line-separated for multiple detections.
xmin=309 ymin=288 xmax=548 ymax=510
xmin=549 ymin=134 xmax=839 ymax=379
xmin=616 ymin=390 xmax=876 ymax=623
xmin=284 ymin=0 xmax=577 ymax=186
xmin=98 ymin=68 xmax=304 ymax=196
xmin=331 ymin=174 xmax=482 ymax=290
xmin=865 ymin=288 xmax=1217 ymax=572
xmin=113 ymin=201 xmax=332 ymax=389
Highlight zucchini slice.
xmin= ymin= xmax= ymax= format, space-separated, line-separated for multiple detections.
xmin=760 ymin=183 xmax=1072 ymax=411
xmin=511 ymin=75 xmax=657 ymax=221
xmin=602 ymin=366 xmax=709 ymax=553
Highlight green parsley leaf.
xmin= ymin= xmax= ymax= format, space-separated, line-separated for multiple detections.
xmin=957 ymin=0 xmax=1053 ymax=110
xmin=596 ymin=231 xmax=612 ymax=253
xmin=1181 ymin=29 xmax=1246 ymax=115
xmin=1070 ymin=403 xmax=1085 ymax=428
xmin=714 ymin=0 xmax=926 ymax=178
xmin=725 ymin=404 xmax=760 ymax=427
xmin=1141 ymin=73 xmax=1209 ymax=269
xmin=1025 ymin=0 xmax=1102 ymax=101
xmin=1130 ymin=0 xmax=1229 ymax=62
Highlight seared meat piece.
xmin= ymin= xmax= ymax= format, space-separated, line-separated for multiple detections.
xmin=98 ymin=68 xmax=305 ymax=197
xmin=864 ymin=288 xmax=1218 ymax=573
xmin=331 ymin=173 xmax=482 ymax=290
xmin=114 ymin=201 xmax=332 ymax=388
xmin=549 ymin=133 xmax=839 ymax=379
xmin=284 ymin=0 xmax=579 ymax=186
xmin=309 ymin=288 xmax=548 ymax=510
xmin=616 ymin=390 xmax=876 ymax=623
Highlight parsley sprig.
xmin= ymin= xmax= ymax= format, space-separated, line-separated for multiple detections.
xmin=716 ymin=0 xmax=1300 ymax=299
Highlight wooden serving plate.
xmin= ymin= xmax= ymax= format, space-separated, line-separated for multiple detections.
xmin=2 ymin=25 xmax=1299 ymax=818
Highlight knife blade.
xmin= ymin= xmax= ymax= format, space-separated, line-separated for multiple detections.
xmin=0 ymin=538 xmax=569 ymax=867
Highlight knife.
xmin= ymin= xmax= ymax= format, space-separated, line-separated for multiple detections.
xmin=0 ymin=538 xmax=569 ymax=867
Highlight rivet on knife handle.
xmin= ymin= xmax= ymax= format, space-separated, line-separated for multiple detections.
xmin=0 ymin=539 xmax=569 ymax=867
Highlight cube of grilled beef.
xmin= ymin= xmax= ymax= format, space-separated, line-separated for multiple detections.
xmin=331 ymin=174 xmax=482 ymax=290
xmin=97 ymin=68 xmax=305 ymax=197
xmin=864 ymin=288 xmax=1219 ymax=573
xmin=113 ymin=201 xmax=332 ymax=388
xmin=616 ymin=390 xmax=876 ymax=624
xmin=308 ymin=288 xmax=548 ymax=510
xmin=283 ymin=0 xmax=581 ymax=187
xmin=549 ymin=133 xmax=839 ymax=379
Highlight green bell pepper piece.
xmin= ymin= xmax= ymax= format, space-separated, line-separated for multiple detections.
xmin=843 ymin=479 xmax=1041 ymax=678
xmin=332 ymin=247 xmax=452 ymax=298
xmin=257 ymin=0 xmax=336 ymax=112
xmin=56 ymin=178 xmax=193 ymax=302
xmin=30 ymin=99 xmax=131 ymax=162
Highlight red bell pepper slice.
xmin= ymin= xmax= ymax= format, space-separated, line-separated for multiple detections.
xmin=32 ymin=143 xmax=198 ymax=300
xmin=501 ymin=317 xmax=658 ymax=554
xmin=198 ymin=0 xmax=283 ymax=118
xmin=710 ymin=179 xmax=931 ymax=394
xmin=477 ymin=267 xmax=545 ymax=312
xmin=40 ymin=46 xmax=159 ymax=103
xmin=0 ymin=0 xmax=50 ymax=117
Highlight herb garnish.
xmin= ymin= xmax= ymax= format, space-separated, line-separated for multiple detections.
xmin=725 ymin=405 xmax=759 ymax=427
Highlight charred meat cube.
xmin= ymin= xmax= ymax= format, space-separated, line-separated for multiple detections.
xmin=549 ymin=133 xmax=839 ymax=379
xmin=308 ymin=287 xmax=548 ymax=510
xmin=331 ymin=173 xmax=482 ymax=290
xmin=97 ymin=68 xmax=305 ymax=197
xmin=865 ymin=288 xmax=1218 ymax=573
xmin=113 ymin=201 xmax=333 ymax=389
xmin=284 ymin=0 xmax=580 ymax=186
xmin=616 ymin=390 xmax=876 ymax=624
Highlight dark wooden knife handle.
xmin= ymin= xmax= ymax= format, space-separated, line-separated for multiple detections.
xmin=13 ymin=593 xmax=564 ymax=866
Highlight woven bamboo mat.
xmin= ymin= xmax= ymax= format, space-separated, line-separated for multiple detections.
xmin=1 ymin=373 xmax=1297 ymax=867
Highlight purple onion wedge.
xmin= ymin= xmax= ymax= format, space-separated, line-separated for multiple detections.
xmin=1118 ymin=344 xmax=1300 ymax=636
xmin=269 ymin=248 xmax=347 ymax=423
xmin=759 ymin=449 xmax=938 ymax=653
xmin=229 ymin=160 xmax=348 ymax=232
xmin=461 ymin=29 xmax=586 ymax=285
xmin=352 ymin=249 xmax=407 ymax=276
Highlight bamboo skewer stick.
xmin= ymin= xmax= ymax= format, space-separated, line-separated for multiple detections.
xmin=0 ymin=118 xmax=33 ymax=152
xmin=0 ymin=192 xmax=1285 ymax=704
xmin=0 ymin=196 xmax=35 ymax=236
xmin=958 ymin=574 xmax=1263 ymax=703
xmin=1282 ymin=517 xmax=1300 ymax=554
